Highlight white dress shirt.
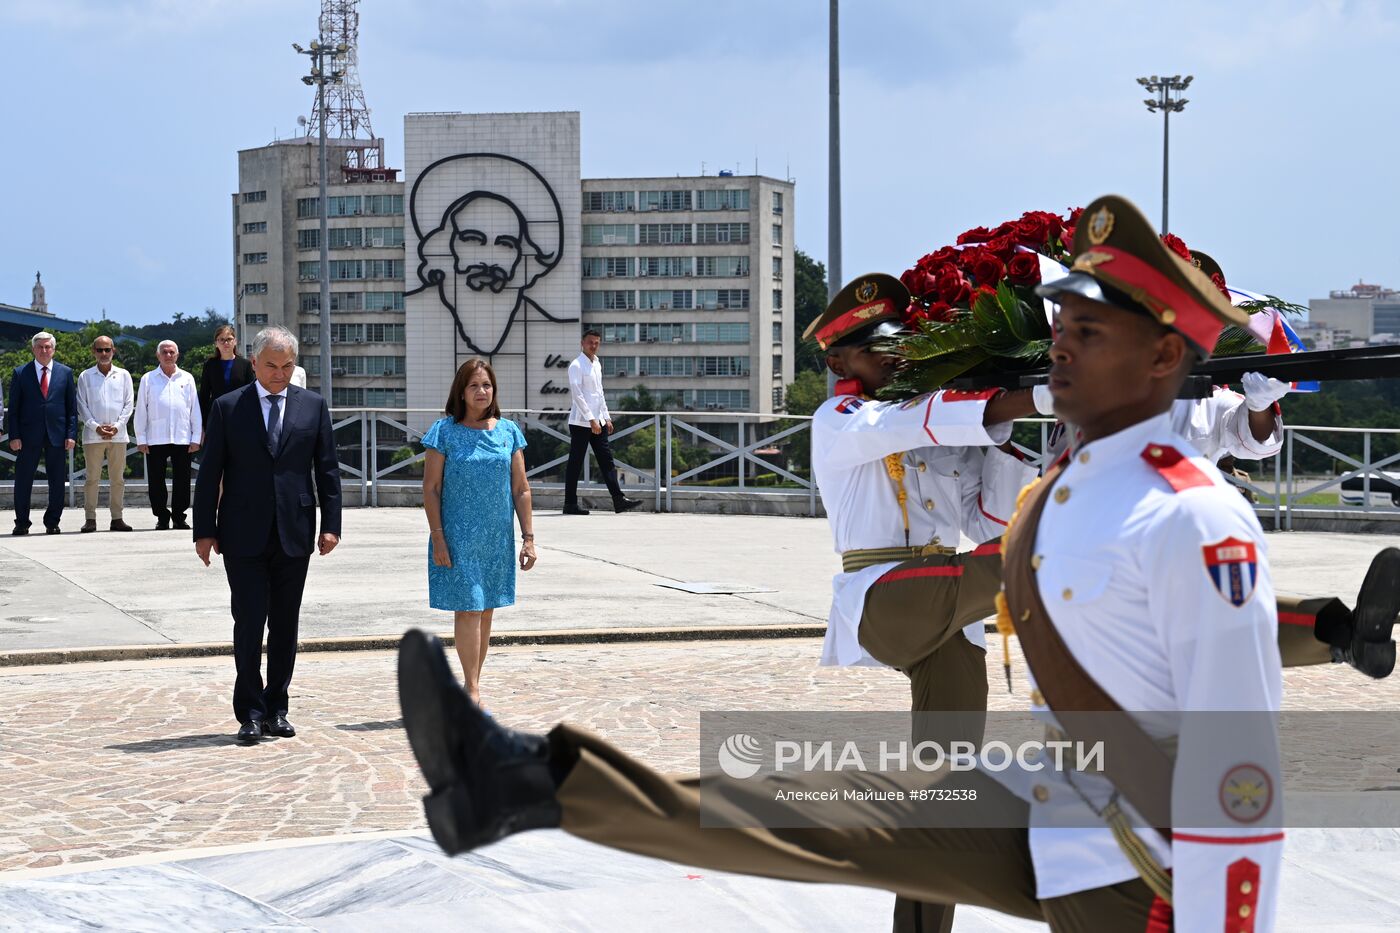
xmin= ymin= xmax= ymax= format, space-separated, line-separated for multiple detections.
xmin=76 ymin=365 xmax=135 ymax=444
xmin=135 ymin=366 xmax=201 ymax=445
xmin=255 ymin=382 xmax=289 ymax=430
xmin=290 ymin=366 xmax=307 ymax=389
xmin=567 ymin=352 xmax=611 ymax=427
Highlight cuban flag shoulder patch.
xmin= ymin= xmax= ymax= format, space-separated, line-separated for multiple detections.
xmin=1202 ymin=536 xmax=1259 ymax=607
xmin=834 ymin=396 xmax=865 ymax=414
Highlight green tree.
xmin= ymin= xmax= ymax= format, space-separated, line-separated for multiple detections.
xmin=783 ymin=369 xmax=828 ymax=417
xmin=614 ymin=383 xmax=674 ymax=412
xmin=793 ymin=249 xmax=829 ymax=373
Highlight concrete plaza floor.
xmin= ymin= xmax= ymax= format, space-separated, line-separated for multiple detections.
xmin=2 ymin=510 xmax=1399 ymax=929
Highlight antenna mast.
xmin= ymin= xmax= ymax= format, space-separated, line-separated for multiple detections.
xmin=304 ymin=0 xmax=380 ymax=168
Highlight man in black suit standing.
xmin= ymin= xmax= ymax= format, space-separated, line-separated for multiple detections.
xmin=193 ymin=325 xmax=342 ymax=744
xmin=5 ymin=331 xmax=78 ymax=535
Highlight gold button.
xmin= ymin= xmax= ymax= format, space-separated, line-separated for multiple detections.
xmin=924 ymin=499 xmax=934 ymax=510
xmin=1030 ymin=689 xmax=1045 ymax=705
xmin=1062 ymin=588 xmax=1073 ymax=601
xmin=1030 ymin=554 xmax=1042 ymax=570
xmin=1239 ymin=905 xmax=1251 ymax=918
xmin=1032 ymin=785 xmax=1050 ymax=802
xmin=1160 ymin=309 xmax=1177 ymax=325
xmin=1053 ymin=486 xmax=1070 ymax=504
xmin=1240 ymin=881 xmax=1253 ymax=895
xmin=1078 ymin=451 xmax=1090 ymax=464
xmin=1148 ymin=446 xmax=1163 ymax=458
xmin=917 ymin=462 xmax=926 ymax=472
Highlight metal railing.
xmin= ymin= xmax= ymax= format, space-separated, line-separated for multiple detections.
xmin=4 ymin=415 xmax=1400 ymax=527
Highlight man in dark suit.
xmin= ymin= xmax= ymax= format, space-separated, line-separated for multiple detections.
xmin=5 ymin=331 xmax=78 ymax=535
xmin=193 ymin=325 xmax=342 ymax=744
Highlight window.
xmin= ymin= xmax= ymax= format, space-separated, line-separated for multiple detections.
xmin=314 ymin=355 xmax=406 ymax=376
xmin=772 ymin=386 xmax=784 ymax=408
xmin=771 ymin=191 xmax=784 ymax=214
xmin=772 ymin=354 xmax=783 ymax=378
xmin=684 ymin=389 xmax=749 ymax=409
xmin=772 ymin=257 xmax=783 ymax=279
xmin=243 ymin=252 xmax=268 ymax=265
xmin=299 ymin=261 xmax=319 ymax=281
xmin=364 ymin=226 xmax=404 ymax=247
xmin=583 ymin=191 xmax=635 ymax=212
xmin=327 ymin=195 xmax=362 ymax=217
xmin=365 ymin=194 xmax=404 ymax=215
xmin=695 ymin=289 xmax=750 ymax=310
xmin=300 ymin=292 xmax=364 ymax=312
xmin=695 ymin=256 xmax=749 ymax=277
xmin=242 ymin=191 xmax=267 ymax=204
xmin=296 ymin=197 xmax=320 ymax=219
xmin=695 ymin=222 xmax=749 ymax=244
xmin=582 ymin=224 xmax=636 ymax=246
xmin=299 ymin=324 xmax=320 ymax=344
xmin=772 ymin=322 xmax=782 ymax=343
xmin=243 ymin=221 xmax=267 ymax=234
xmin=695 ymin=189 xmax=750 ymax=211
xmin=245 ymin=313 xmax=269 ymax=325
xmin=696 ymin=356 xmax=749 ymax=377
xmin=602 ymin=355 xmax=637 ymax=377
xmin=364 ymin=291 xmax=405 ymax=311
xmin=639 ymin=223 xmax=692 ymax=245
xmin=771 ymin=223 xmax=782 ymax=243
xmin=638 ymin=190 xmax=692 ymax=212
xmin=329 ymin=260 xmax=364 ymax=280
xmin=329 ymin=227 xmax=364 ymax=249
xmin=366 ymin=323 xmax=406 ymax=343
xmin=639 ymin=323 xmax=689 ymax=343
xmin=639 ymin=356 xmax=694 ymax=376
xmin=772 ymin=289 xmax=783 ymax=310
xmin=600 ymin=323 xmax=636 ymax=343
xmin=638 ymin=289 xmax=692 ymax=310
xmin=639 ymin=256 xmax=692 ymax=277
xmin=581 ymin=290 xmax=635 ymax=311
xmin=329 ymin=323 xmax=364 ymax=343
xmin=243 ymin=283 xmax=268 ymax=295
xmin=583 ymin=256 xmax=636 ymax=278
xmin=693 ymin=322 xmax=749 ymax=342
xmin=365 ymin=259 xmax=404 ymax=279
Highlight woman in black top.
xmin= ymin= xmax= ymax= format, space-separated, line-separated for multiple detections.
xmin=198 ymin=324 xmax=255 ymax=437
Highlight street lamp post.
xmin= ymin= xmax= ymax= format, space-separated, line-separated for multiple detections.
xmin=1136 ymin=74 xmax=1192 ymax=235
xmin=294 ymin=39 xmax=347 ymax=401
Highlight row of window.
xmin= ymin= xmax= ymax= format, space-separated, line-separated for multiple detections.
xmin=581 ymin=288 xmax=751 ymax=311
xmin=243 ymin=221 xmax=268 ymax=234
xmin=302 ymin=355 xmax=406 ymax=376
xmin=299 ymin=323 xmax=406 ymax=344
xmin=602 ymin=388 xmax=751 ymax=410
xmin=583 ymin=222 xmax=756 ymax=246
xmin=298 ymin=259 xmax=405 ymax=281
xmin=244 ymin=283 xmax=268 ymax=295
xmin=583 ymin=189 xmax=753 ymax=213
xmin=583 ymin=256 xmax=751 ymax=278
xmin=295 ymin=194 xmax=404 ymax=218
xmin=597 ymin=322 xmax=751 ymax=344
xmin=331 ymin=388 xmax=407 ymax=407
xmin=243 ymin=252 xmax=267 ymax=265
xmin=601 ymin=356 xmax=750 ymax=378
xmin=296 ymin=226 xmax=405 ymax=250
xmin=299 ymin=291 xmax=405 ymax=311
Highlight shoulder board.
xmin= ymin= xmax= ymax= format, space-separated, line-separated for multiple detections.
xmin=1141 ymin=443 xmax=1213 ymax=493
xmin=939 ymin=388 xmax=1002 ymax=403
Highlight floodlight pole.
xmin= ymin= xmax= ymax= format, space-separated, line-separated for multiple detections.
xmin=827 ymin=0 xmax=842 ymax=393
xmin=1137 ymin=74 xmax=1192 ymax=235
xmin=297 ymin=39 xmax=345 ymax=400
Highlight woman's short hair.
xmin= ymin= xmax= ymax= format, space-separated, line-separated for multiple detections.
xmin=445 ymin=358 xmax=502 ymax=422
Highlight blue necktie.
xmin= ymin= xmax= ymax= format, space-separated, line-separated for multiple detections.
xmin=266 ymin=395 xmax=282 ymax=456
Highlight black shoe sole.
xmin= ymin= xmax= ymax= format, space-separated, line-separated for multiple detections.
xmin=398 ymin=630 xmax=467 ymax=795
xmin=1355 ymin=547 xmax=1400 ymax=644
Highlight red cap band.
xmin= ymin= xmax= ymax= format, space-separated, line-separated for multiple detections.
xmin=1083 ymin=247 xmax=1223 ymax=353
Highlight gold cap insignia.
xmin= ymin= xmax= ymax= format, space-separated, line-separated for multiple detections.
xmin=1086 ymin=205 xmax=1115 ymax=245
xmin=1071 ymin=250 xmax=1114 ymax=272
xmin=855 ymin=280 xmax=878 ymax=303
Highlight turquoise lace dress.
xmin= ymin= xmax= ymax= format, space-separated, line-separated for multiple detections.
xmin=423 ymin=417 xmax=527 ymax=612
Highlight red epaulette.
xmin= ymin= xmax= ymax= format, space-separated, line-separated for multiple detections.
xmin=1141 ymin=443 xmax=1213 ymax=492
xmin=939 ymin=388 xmax=1002 ymax=402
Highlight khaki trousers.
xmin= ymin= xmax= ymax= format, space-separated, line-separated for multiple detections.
xmin=552 ymin=723 xmax=1163 ymax=932
xmin=83 ymin=441 xmax=127 ymax=520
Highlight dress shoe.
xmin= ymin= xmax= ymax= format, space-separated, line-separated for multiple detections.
xmin=80 ymin=520 xmax=98 ymax=534
xmin=237 ymin=720 xmax=265 ymax=744
xmin=155 ymin=517 xmax=171 ymax=531
xmin=11 ymin=525 xmax=28 ymax=536
xmin=45 ymin=526 xmax=61 ymax=535
xmin=613 ymin=497 xmax=642 ymax=513
xmin=262 ymin=715 xmax=296 ymax=738
xmin=173 ymin=518 xmax=191 ymax=531
xmin=398 ymin=630 xmax=562 ymax=855
xmin=1335 ymin=547 xmax=1400 ymax=679
xmin=110 ymin=519 xmax=134 ymax=532
xmin=561 ymin=504 xmax=590 ymax=516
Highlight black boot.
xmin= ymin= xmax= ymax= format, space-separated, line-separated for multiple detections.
xmin=1329 ymin=548 xmax=1400 ymax=679
xmin=613 ymin=496 xmax=642 ymax=513
xmin=397 ymin=630 xmax=563 ymax=855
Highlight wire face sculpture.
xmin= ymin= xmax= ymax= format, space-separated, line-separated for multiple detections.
xmin=407 ymin=153 xmax=576 ymax=356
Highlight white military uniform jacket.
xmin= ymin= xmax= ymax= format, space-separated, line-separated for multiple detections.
xmin=811 ymin=387 xmax=1037 ymax=667
xmin=997 ymin=411 xmax=1283 ymax=931
xmin=1050 ymin=389 xmax=1283 ymax=466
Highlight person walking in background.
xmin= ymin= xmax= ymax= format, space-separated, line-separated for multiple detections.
xmin=5 ymin=331 xmax=77 ymax=535
xmin=193 ymin=325 xmax=341 ymax=745
xmin=75 ymin=335 xmax=134 ymax=533
xmin=197 ymin=325 xmax=254 ymax=439
xmin=562 ymin=329 xmax=640 ymax=515
xmin=136 ymin=341 xmax=201 ymax=530
xmin=422 ymin=358 xmax=536 ymax=705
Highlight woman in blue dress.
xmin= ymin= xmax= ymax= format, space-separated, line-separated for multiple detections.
xmin=422 ymin=359 xmax=536 ymax=703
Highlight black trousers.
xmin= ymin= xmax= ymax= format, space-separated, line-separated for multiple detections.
xmin=563 ymin=423 xmax=623 ymax=504
xmin=224 ymin=522 xmax=311 ymax=724
xmin=13 ymin=442 xmax=68 ymax=530
xmin=146 ymin=444 xmax=191 ymax=521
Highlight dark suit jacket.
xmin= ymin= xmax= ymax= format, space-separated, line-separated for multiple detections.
xmin=192 ymin=383 xmax=342 ymax=558
xmin=198 ymin=356 xmax=255 ymax=429
xmin=4 ymin=361 xmax=77 ymax=447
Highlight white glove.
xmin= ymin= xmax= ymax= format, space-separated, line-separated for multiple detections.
xmin=1032 ymin=384 xmax=1056 ymax=416
xmin=1241 ymin=372 xmax=1290 ymax=412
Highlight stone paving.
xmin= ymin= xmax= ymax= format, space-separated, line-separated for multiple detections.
xmin=2 ymin=638 xmax=1397 ymax=875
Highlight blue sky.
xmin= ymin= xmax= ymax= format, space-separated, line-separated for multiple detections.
xmin=1 ymin=0 xmax=1395 ymax=325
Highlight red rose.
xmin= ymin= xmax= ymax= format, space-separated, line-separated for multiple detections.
xmin=971 ymin=253 xmax=1006 ymax=288
xmin=1013 ymin=211 xmax=1058 ymax=248
xmin=973 ymin=284 xmax=997 ymax=305
xmin=1006 ymin=251 xmax=1042 ymax=286
xmin=901 ymin=267 xmax=939 ymax=299
xmin=1060 ymin=225 xmax=1075 ymax=247
xmin=916 ymin=246 xmax=960 ymax=272
xmin=956 ymin=226 xmax=997 ymax=245
xmin=1066 ymin=206 xmax=1084 ymax=227
xmin=935 ymin=267 xmax=973 ymax=306
xmin=925 ymin=301 xmax=954 ymax=322
xmin=955 ymin=246 xmax=984 ymax=272
xmin=985 ymin=235 xmax=1019 ymax=261
xmin=1160 ymin=232 xmax=1191 ymax=261
xmin=1210 ymin=271 xmax=1230 ymax=299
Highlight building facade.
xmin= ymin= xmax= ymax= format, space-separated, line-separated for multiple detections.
xmin=234 ymin=112 xmax=795 ymax=421
xmin=1308 ymin=281 xmax=1400 ymax=347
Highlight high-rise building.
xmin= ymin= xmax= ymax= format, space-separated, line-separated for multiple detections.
xmin=1308 ymin=281 xmax=1400 ymax=347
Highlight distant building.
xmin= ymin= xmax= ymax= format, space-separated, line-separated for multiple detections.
xmin=0 ymin=273 xmax=86 ymax=346
xmin=1308 ymin=281 xmax=1400 ymax=347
